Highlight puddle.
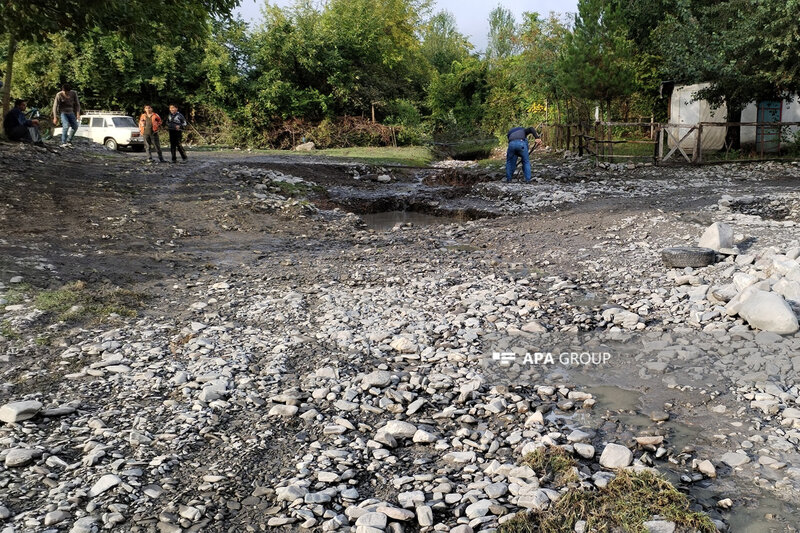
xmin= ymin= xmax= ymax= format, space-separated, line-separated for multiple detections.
xmin=360 ymin=211 xmax=458 ymax=231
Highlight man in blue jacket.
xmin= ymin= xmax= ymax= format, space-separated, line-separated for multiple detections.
xmin=3 ymin=99 xmax=43 ymax=145
xmin=505 ymin=126 xmax=542 ymax=183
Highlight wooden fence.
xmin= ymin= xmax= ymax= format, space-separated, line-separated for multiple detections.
xmin=540 ymin=121 xmax=800 ymax=165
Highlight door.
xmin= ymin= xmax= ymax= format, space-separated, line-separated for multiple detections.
xmin=75 ymin=116 xmax=91 ymax=140
xmin=756 ymin=100 xmax=781 ymax=153
xmin=91 ymin=117 xmax=106 ymax=143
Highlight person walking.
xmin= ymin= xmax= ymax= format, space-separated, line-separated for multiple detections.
xmin=139 ymin=105 xmax=165 ymax=162
xmin=505 ymin=126 xmax=542 ymax=183
xmin=166 ymin=104 xmax=188 ymax=163
xmin=4 ymin=99 xmax=43 ymax=145
xmin=52 ymin=83 xmax=80 ymax=147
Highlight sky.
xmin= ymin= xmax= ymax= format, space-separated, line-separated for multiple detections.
xmin=233 ymin=0 xmax=579 ymax=51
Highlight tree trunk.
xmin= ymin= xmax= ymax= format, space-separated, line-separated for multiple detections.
xmin=2 ymin=33 xmax=18 ymax=116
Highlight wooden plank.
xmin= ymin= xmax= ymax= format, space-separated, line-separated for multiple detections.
xmin=662 ymin=126 xmax=694 ymax=162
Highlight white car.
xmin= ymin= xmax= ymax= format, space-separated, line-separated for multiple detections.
xmin=75 ymin=112 xmax=144 ymax=151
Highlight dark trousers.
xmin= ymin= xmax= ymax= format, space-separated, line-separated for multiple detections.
xmin=144 ymin=131 xmax=164 ymax=160
xmin=168 ymin=130 xmax=187 ymax=161
xmin=6 ymin=125 xmax=32 ymax=142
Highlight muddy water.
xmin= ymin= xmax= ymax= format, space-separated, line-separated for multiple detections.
xmin=360 ymin=210 xmax=458 ymax=231
xmin=567 ymin=383 xmax=798 ymax=531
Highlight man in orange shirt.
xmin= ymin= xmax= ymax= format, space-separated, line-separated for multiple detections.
xmin=139 ymin=105 xmax=165 ymax=162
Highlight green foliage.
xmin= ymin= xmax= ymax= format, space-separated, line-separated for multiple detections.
xmin=427 ymin=57 xmax=488 ymax=135
xmin=486 ymin=6 xmax=519 ymax=62
xmin=559 ymin=0 xmax=639 ymax=112
xmin=421 ymin=11 xmax=473 ymax=75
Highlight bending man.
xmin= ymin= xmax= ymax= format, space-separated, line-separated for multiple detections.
xmin=505 ymin=126 xmax=542 ymax=183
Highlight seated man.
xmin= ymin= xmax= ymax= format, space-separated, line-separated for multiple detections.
xmin=3 ymin=99 xmax=42 ymax=144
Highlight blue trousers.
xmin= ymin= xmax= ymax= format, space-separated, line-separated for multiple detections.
xmin=505 ymin=139 xmax=530 ymax=182
xmin=60 ymin=112 xmax=79 ymax=143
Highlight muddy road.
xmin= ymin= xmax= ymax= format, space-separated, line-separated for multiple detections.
xmin=1 ymin=143 xmax=799 ymax=533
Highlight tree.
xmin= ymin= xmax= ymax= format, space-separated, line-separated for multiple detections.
xmin=1 ymin=0 xmax=237 ymax=114
xmin=485 ymin=6 xmax=518 ymax=62
xmin=421 ymin=11 xmax=472 ymax=75
xmin=558 ymin=0 xmax=638 ymax=118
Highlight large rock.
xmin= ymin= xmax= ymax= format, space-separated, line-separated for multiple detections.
xmin=737 ymin=290 xmax=799 ymax=334
xmin=698 ymin=222 xmax=734 ymax=251
xmin=294 ymin=142 xmax=315 ymax=151
xmin=0 ymin=400 xmax=43 ymax=424
xmin=88 ymin=474 xmax=122 ymax=497
xmin=382 ymin=420 xmax=417 ymax=439
xmin=389 ymin=336 xmax=417 ymax=353
xmin=599 ymin=443 xmax=633 ymax=468
xmin=5 ymin=448 xmax=40 ymax=467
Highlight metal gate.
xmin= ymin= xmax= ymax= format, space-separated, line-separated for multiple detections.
xmin=757 ymin=101 xmax=782 ymax=153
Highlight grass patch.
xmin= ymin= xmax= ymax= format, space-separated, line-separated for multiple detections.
xmin=32 ymin=281 xmax=144 ymax=322
xmin=317 ymin=146 xmax=433 ymax=166
xmin=523 ymin=447 xmax=579 ymax=485
xmin=4 ymin=283 xmax=33 ymax=305
xmin=500 ymin=470 xmax=716 ymax=533
xmin=1 ymin=320 xmax=19 ymax=339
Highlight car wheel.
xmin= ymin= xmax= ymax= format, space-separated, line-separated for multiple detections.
xmin=104 ymin=138 xmax=118 ymax=150
xmin=661 ymin=246 xmax=716 ymax=268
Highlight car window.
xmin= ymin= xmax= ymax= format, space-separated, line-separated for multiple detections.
xmin=112 ymin=117 xmax=137 ymax=128
xmin=92 ymin=117 xmax=105 ymax=128
xmin=81 ymin=117 xmax=90 ymax=126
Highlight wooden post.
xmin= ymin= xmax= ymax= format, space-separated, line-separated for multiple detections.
xmin=579 ymin=128 xmax=584 ymax=156
xmin=607 ymin=123 xmax=613 ymax=160
xmin=371 ymin=103 xmax=375 ymax=124
xmin=694 ymin=124 xmax=703 ymax=163
xmin=658 ymin=127 xmax=664 ymax=164
xmin=650 ymin=115 xmax=654 ymax=140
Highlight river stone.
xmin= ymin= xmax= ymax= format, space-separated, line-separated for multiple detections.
xmin=70 ymin=517 xmax=98 ymax=533
xmin=377 ymin=506 xmax=414 ymax=521
xmin=737 ymin=290 xmax=799 ymax=334
xmin=484 ymin=482 xmax=508 ymax=499
xmin=443 ymin=451 xmax=476 ymax=463
xmin=383 ymin=420 xmax=417 ymax=438
xmin=269 ymin=404 xmax=298 ymax=417
xmin=574 ymin=443 xmax=595 ymax=459
xmin=389 ymin=336 xmax=417 ymax=353
xmin=698 ymin=222 xmax=733 ymax=251
xmin=89 ymin=474 xmax=122 ymax=497
xmin=44 ymin=510 xmax=70 ymax=526
xmin=362 ymin=370 xmax=393 ymax=388
xmin=518 ymin=489 xmax=550 ymax=510
xmin=599 ymin=443 xmax=632 ymax=468
xmin=0 ymin=400 xmax=43 ymax=424
xmin=465 ymin=499 xmax=493 ymax=519
xmin=5 ymin=448 xmax=40 ymax=467
xmin=643 ymin=520 xmax=676 ymax=533
xmin=696 ymin=459 xmax=716 ymax=478
xmin=720 ymin=452 xmax=750 ymax=467
xmin=294 ymin=142 xmax=315 ymax=151
xmin=416 ymin=505 xmax=433 ymax=527
xmin=277 ymin=485 xmax=308 ymax=501
xmin=355 ymin=512 xmax=387 ymax=529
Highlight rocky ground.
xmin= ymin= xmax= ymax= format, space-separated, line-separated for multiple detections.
xmin=1 ymin=140 xmax=799 ymax=533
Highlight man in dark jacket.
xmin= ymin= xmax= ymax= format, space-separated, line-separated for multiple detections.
xmin=505 ymin=126 xmax=542 ymax=183
xmin=3 ymin=99 xmax=42 ymax=144
xmin=166 ymin=104 xmax=188 ymax=163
